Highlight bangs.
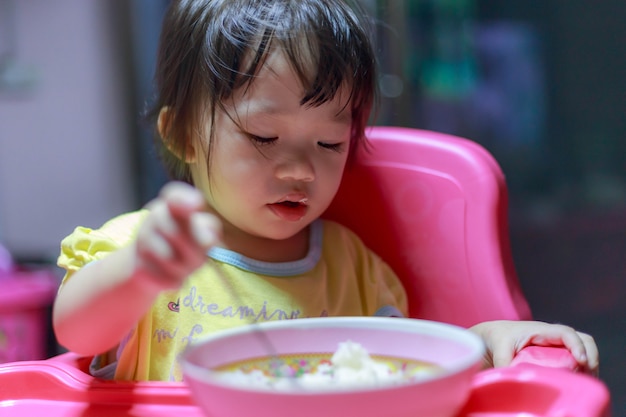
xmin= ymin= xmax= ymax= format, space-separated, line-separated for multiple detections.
xmin=208 ymin=0 xmax=375 ymax=112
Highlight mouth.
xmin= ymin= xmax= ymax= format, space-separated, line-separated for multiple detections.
xmin=276 ymin=197 xmax=308 ymax=208
xmin=268 ymin=197 xmax=309 ymax=221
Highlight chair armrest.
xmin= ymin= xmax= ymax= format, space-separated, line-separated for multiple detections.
xmin=510 ymin=345 xmax=579 ymax=371
xmin=461 ymin=364 xmax=610 ymax=417
xmin=46 ymin=351 xmax=94 ymax=372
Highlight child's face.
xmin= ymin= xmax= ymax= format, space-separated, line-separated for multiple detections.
xmin=190 ymin=50 xmax=352 ymax=243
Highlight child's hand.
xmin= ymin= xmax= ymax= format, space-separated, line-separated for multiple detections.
xmin=470 ymin=320 xmax=599 ymax=375
xmin=134 ymin=181 xmax=222 ymax=291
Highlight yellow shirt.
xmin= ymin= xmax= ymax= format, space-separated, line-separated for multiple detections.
xmin=58 ymin=211 xmax=408 ymax=381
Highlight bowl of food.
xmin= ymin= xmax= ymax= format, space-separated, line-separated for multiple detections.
xmin=181 ymin=317 xmax=484 ymax=417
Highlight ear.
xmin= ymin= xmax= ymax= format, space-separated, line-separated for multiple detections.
xmin=158 ymin=106 xmax=196 ymax=163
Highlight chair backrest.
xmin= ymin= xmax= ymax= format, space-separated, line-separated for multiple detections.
xmin=323 ymin=126 xmax=532 ymax=327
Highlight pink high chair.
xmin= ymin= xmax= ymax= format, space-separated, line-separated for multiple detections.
xmin=0 ymin=127 xmax=610 ymax=416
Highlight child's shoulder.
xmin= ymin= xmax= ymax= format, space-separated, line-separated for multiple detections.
xmin=98 ymin=209 xmax=149 ymax=232
xmin=319 ymin=219 xmax=369 ymax=251
xmin=320 ymin=219 xmax=358 ymax=238
xmin=94 ymin=209 xmax=150 ymax=242
xmin=62 ymin=210 xmax=149 ymax=249
xmin=58 ymin=210 xmax=149 ymax=271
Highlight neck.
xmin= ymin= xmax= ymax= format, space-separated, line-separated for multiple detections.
xmin=219 ymin=224 xmax=310 ymax=262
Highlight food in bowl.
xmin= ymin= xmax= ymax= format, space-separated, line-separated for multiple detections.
xmin=182 ymin=317 xmax=485 ymax=417
xmin=212 ymin=340 xmax=442 ymax=391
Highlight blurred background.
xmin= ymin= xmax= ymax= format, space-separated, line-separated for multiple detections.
xmin=0 ymin=0 xmax=624 ymax=414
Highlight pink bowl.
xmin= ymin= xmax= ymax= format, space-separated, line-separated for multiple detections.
xmin=181 ymin=317 xmax=484 ymax=417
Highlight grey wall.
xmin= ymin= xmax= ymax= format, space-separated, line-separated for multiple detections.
xmin=0 ymin=0 xmax=135 ymax=259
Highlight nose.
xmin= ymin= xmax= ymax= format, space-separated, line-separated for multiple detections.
xmin=275 ymin=154 xmax=315 ymax=182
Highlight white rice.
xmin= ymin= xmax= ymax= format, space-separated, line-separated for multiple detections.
xmin=212 ymin=340 xmax=435 ymax=391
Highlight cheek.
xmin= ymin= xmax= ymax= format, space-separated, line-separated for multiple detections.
xmin=316 ymin=155 xmax=348 ymax=196
xmin=210 ymin=132 xmax=261 ymax=179
xmin=205 ymin=162 xmax=259 ymax=217
xmin=210 ymin=150 xmax=270 ymax=202
xmin=219 ymin=148 xmax=266 ymax=179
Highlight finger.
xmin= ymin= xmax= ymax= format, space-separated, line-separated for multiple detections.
xmin=138 ymin=204 xmax=195 ymax=274
xmin=528 ymin=324 xmax=590 ymax=365
xmin=579 ymin=332 xmax=599 ymax=375
xmin=190 ymin=212 xmax=222 ymax=248
xmin=137 ymin=201 xmax=177 ymax=260
xmin=489 ymin=340 xmax=516 ymax=368
xmin=138 ymin=230 xmax=173 ymax=260
xmin=140 ymin=219 xmax=205 ymax=271
xmin=135 ymin=230 xmax=188 ymax=284
xmin=491 ymin=350 xmax=515 ymax=368
xmin=136 ymin=220 xmax=202 ymax=281
xmin=551 ymin=326 xmax=588 ymax=363
xmin=527 ymin=324 xmax=579 ymax=346
xmin=161 ymin=182 xmax=206 ymax=217
xmin=145 ymin=192 xmax=211 ymax=256
xmin=150 ymin=200 xmax=180 ymax=236
xmin=164 ymin=225 xmax=211 ymax=268
xmin=151 ymin=205 xmax=218 ymax=259
xmin=138 ymin=245 xmax=196 ymax=287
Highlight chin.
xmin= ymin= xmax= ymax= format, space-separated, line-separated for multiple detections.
xmin=261 ymin=221 xmax=312 ymax=241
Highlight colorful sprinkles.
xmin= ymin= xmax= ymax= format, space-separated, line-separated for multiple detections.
xmin=215 ymin=352 xmax=438 ymax=381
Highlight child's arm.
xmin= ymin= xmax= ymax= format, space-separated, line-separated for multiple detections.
xmin=469 ymin=320 xmax=599 ymax=375
xmin=52 ymin=182 xmax=221 ymax=356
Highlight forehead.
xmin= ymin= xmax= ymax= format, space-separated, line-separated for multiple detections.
xmin=231 ymin=49 xmax=352 ymax=122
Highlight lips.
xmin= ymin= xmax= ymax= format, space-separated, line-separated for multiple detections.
xmin=268 ymin=196 xmax=309 ymax=221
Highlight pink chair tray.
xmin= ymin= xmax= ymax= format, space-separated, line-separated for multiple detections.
xmin=0 ymin=352 xmax=610 ymax=417
xmin=0 ymin=400 xmax=203 ymax=417
xmin=459 ymin=364 xmax=610 ymax=417
xmin=0 ymin=354 xmax=202 ymax=417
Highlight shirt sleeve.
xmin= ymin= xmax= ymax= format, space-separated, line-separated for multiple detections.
xmin=57 ymin=210 xmax=147 ymax=285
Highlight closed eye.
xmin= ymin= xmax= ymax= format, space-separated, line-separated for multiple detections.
xmin=318 ymin=141 xmax=345 ymax=152
xmin=248 ymin=134 xmax=278 ymax=146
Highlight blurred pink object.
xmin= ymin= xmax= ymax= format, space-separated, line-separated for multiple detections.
xmin=0 ymin=244 xmax=13 ymax=275
xmin=0 ymin=127 xmax=610 ymax=415
xmin=0 ymin=244 xmax=58 ymax=363
xmin=0 ymin=267 xmax=58 ymax=363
